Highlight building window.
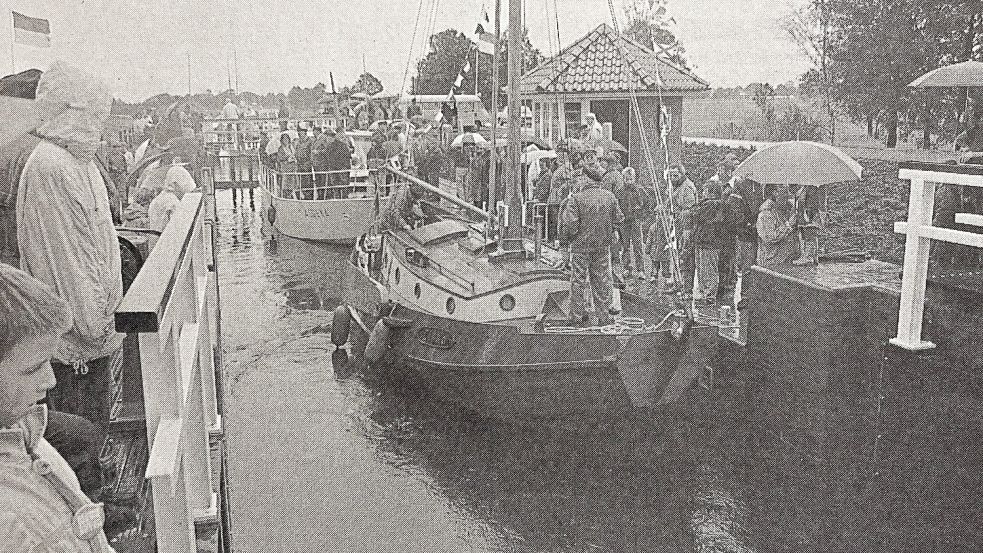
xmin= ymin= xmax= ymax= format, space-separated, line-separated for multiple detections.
xmin=565 ymin=103 xmax=582 ymax=137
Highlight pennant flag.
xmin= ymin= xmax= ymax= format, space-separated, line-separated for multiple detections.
xmin=475 ymin=6 xmax=495 ymax=55
xmin=446 ymin=45 xmax=476 ymax=102
xmin=12 ymin=11 xmax=50 ymax=48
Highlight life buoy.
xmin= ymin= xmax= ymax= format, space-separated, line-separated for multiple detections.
xmin=331 ymin=305 xmax=351 ymax=347
xmin=267 ymin=204 xmax=277 ymax=223
xmin=365 ymin=320 xmax=391 ymax=363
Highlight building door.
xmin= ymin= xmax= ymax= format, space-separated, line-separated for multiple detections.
xmin=590 ymin=99 xmax=630 ymax=159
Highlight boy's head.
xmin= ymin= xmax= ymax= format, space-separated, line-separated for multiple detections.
xmin=0 ymin=265 xmax=72 ymax=427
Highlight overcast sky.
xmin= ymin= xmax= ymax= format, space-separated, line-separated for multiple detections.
xmin=2 ymin=0 xmax=810 ymax=101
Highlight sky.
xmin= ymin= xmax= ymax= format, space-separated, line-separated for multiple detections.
xmin=1 ymin=0 xmax=812 ymax=101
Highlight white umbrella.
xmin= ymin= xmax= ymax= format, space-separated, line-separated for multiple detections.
xmin=451 ymin=132 xmax=489 ymax=148
xmin=733 ymin=141 xmax=862 ymax=186
xmin=909 ymin=60 xmax=983 ymax=88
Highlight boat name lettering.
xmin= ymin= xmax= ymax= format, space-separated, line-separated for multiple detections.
xmin=416 ymin=327 xmax=455 ymax=350
xmin=301 ymin=207 xmax=335 ymax=218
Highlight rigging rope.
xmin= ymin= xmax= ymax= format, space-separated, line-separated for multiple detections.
xmin=400 ymin=0 xmax=427 ymax=96
xmin=605 ymin=0 xmax=684 ymax=289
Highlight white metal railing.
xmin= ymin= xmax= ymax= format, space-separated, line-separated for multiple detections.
xmin=115 ymin=178 xmax=223 ymax=551
xmin=892 ymin=161 xmax=983 ymax=351
xmin=261 ymin=165 xmax=387 ymax=200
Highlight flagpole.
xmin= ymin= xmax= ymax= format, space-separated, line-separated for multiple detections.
xmin=10 ymin=14 xmax=16 ymax=74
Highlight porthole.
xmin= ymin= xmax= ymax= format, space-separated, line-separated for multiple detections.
xmin=394 ymin=267 xmax=400 ymax=284
xmin=445 ymin=297 xmax=456 ymax=314
xmin=499 ymin=294 xmax=515 ymax=311
xmin=414 ymin=283 xmax=422 ymax=298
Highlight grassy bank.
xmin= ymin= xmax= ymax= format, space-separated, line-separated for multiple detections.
xmin=681 ymin=143 xmax=908 ymax=264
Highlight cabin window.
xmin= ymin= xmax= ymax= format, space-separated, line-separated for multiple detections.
xmin=445 ymin=297 xmax=456 ymax=314
xmin=394 ymin=267 xmax=400 ymax=284
xmin=414 ymin=283 xmax=422 ymax=298
xmin=499 ymin=294 xmax=515 ymax=312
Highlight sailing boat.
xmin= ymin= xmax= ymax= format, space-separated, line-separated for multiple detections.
xmin=339 ymin=0 xmax=696 ymax=420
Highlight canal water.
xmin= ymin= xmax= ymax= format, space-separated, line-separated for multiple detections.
xmin=214 ymin=190 xmax=973 ymax=553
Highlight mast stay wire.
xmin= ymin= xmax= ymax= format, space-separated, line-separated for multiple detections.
xmin=604 ymin=0 xmax=684 ymax=289
xmin=399 ymin=0 xmax=427 ymax=96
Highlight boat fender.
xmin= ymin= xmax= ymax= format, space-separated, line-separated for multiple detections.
xmin=365 ymin=319 xmax=391 ymax=363
xmin=331 ymin=305 xmax=351 ymax=347
xmin=267 ymin=205 xmax=277 ymax=224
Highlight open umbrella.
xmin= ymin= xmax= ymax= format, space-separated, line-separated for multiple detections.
xmin=451 ymin=132 xmax=488 ymax=148
xmin=733 ymin=141 xmax=862 ymax=186
xmin=909 ymin=60 xmax=983 ymax=88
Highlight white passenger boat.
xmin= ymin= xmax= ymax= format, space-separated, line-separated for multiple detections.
xmin=260 ymin=130 xmax=393 ymax=244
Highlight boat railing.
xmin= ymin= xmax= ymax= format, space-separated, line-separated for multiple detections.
xmin=114 ymin=171 xmax=226 ymax=551
xmin=260 ymin=164 xmax=392 ymax=200
xmin=892 ymin=161 xmax=983 ymax=351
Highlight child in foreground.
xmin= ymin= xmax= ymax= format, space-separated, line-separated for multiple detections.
xmin=0 ymin=264 xmax=115 ymax=552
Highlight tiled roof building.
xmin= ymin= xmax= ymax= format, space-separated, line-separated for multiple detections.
xmin=519 ymin=24 xmax=708 ymax=184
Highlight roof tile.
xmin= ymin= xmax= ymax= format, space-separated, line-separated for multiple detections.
xmin=520 ymin=23 xmax=708 ymax=95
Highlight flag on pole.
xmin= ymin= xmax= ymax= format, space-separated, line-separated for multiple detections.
xmin=12 ymin=12 xmax=50 ymax=48
xmin=475 ymin=6 xmax=495 ymax=55
xmin=447 ymin=45 xmax=476 ymax=102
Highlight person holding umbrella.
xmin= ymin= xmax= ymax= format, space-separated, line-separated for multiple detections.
xmin=756 ymin=183 xmax=799 ymax=268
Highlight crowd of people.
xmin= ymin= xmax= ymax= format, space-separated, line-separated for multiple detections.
xmin=381 ymin=113 xmax=829 ymax=326
xmin=0 ymin=61 xmax=206 ymax=550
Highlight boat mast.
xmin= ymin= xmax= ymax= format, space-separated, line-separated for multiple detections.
xmin=503 ymin=0 xmax=523 ymax=245
xmin=488 ymin=0 xmax=501 ymax=237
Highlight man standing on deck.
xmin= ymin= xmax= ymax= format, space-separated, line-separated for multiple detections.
xmin=559 ymin=172 xmax=625 ymax=327
xmin=311 ymin=126 xmax=330 ymax=196
xmin=295 ymin=123 xmax=314 ymax=199
xmin=326 ymin=127 xmax=352 ymax=199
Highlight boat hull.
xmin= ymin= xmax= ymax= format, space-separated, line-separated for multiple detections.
xmin=260 ymin=187 xmax=381 ymax=244
xmin=343 ymin=261 xmax=692 ymax=422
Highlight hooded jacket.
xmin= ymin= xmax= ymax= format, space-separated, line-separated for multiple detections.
xmin=13 ymin=62 xmax=123 ymax=364
xmin=148 ymin=166 xmax=196 ymax=232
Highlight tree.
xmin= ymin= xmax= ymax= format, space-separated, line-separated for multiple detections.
xmin=800 ymin=0 xmax=982 ymax=147
xmin=623 ymin=0 xmax=688 ymax=69
xmin=352 ymin=72 xmax=384 ymax=95
xmin=413 ymin=28 xmax=544 ymax=110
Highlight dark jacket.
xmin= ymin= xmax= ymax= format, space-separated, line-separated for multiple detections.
xmin=326 ymin=138 xmax=352 ymax=171
xmin=723 ymin=178 xmax=760 ymax=242
xmin=614 ymin=179 xmax=645 ymax=221
xmin=559 ymin=181 xmax=625 ymax=253
xmin=693 ymin=179 xmax=724 ymax=249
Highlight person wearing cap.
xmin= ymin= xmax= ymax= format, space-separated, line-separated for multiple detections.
xmin=0 ymin=264 xmax=115 ymax=552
